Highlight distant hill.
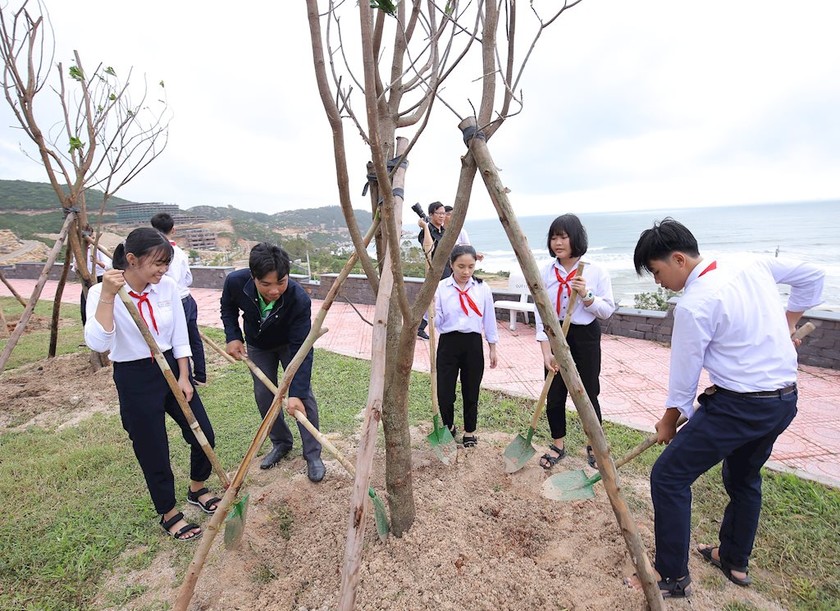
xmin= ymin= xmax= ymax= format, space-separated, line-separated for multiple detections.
xmin=0 ymin=179 xmax=131 ymax=210
xmin=0 ymin=179 xmax=373 ymax=245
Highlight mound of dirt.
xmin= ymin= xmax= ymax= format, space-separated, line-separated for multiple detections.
xmin=94 ymin=430 xmax=786 ymax=611
xmin=0 ymin=351 xmax=117 ymax=430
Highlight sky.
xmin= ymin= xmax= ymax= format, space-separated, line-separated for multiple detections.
xmin=1 ymin=0 xmax=838 ymax=221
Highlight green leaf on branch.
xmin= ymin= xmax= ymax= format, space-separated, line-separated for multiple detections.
xmin=68 ymin=66 xmax=83 ymax=81
xmin=104 ymin=66 xmax=116 ymax=76
xmin=109 ymin=93 xmax=116 ymax=101
xmin=68 ymin=137 xmax=85 ymax=153
xmin=159 ymin=80 xmax=165 ymax=88
xmin=369 ymin=0 xmax=398 ymax=16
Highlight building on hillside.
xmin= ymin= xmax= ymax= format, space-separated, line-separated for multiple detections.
xmin=115 ymin=202 xmax=207 ymax=225
xmin=183 ymin=228 xmax=216 ymax=250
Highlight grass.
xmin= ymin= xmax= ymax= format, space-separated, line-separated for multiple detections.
xmin=1 ymin=318 xmax=839 ymax=609
xmin=0 ymin=297 xmax=85 ymax=369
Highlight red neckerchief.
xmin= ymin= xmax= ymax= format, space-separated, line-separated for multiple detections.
xmin=455 ymin=284 xmax=482 ymax=317
xmin=554 ymin=265 xmax=577 ymax=315
xmin=698 ymin=260 xmax=717 ymax=277
xmin=128 ymin=290 xmax=159 ymax=335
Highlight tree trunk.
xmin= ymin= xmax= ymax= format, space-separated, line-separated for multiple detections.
xmin=0 ymin=212 xmax=76 ymax=372
xmin=459 ymin=117 xmax=665 ymax=611
xmin=48 ymin=243 xmax=72 ymax=358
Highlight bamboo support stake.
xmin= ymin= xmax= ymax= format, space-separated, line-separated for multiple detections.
xmin=116 ymin=286 xmax=231 ymax=488
xmin=0 ymin=268 xmax=27 ymax=307
xmin=459 ymin=117 xmax=664 ymax=611
xmin=0 ymin=212 xmax=76 ymax=372
xmin=175 ymin=216 xmax=382 ymax=610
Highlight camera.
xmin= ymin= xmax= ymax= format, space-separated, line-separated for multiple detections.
xmin=411 ymin=202 xmax=430 ymax=223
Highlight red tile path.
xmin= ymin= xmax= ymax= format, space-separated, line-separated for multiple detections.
xmin=5 ymin=279 xmax=840 ymax=489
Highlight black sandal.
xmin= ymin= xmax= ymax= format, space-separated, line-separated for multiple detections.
xmin=462 ymin=434 xmax=478 ymax=448
xmin=187 ymin=487 xmax=221 ymax=515
xmin=697 ymin=545 xmax=752 ymax=586
xmin=539 ymin=444 xmax=565 ymax=469
xmin=658 ymin=574 xmax=692 ymax=598
xmin=586 ymin=445 xmax=597 ymax=468
xmin=160 ymin=512 xmax=202 ymax=541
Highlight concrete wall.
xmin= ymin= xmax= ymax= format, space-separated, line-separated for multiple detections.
xmin=5 ymin=262 xmax=839 ymax=370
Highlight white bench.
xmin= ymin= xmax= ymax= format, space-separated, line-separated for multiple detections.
xmin=494 ymin=275 xmax=535 ymax=331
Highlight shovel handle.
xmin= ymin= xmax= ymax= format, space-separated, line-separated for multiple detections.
xmin=614 ymin=415 xmax=688 ymax=470
xmin=201 ymin=332 xmax=359 ymax=477
xmin=793 ymin=321 xmax=815 ymax=341
xmin=530 ymin=263 xmax=586 ymax=431
xmin=117 ymin=287 xmax=231 ymax=488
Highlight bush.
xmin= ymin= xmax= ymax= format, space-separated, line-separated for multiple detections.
xmin=633 ymin=287 xmax=679 ymax=311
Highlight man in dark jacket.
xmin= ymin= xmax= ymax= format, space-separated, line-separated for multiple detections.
xmin=220 ymin=243 xmax=324 ymax=481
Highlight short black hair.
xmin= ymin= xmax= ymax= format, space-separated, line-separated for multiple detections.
xmin=428 ymin=201 xmax=445 ymax=215
xmin=546 ymin=214 xmax=588 ymax=258
xmin=444 ymin=205 xmax=453 ymax=212
xmin=249 ymin=242 xmax=290 ymax=281
xmin=112 ymin=227 xmax=173 ymax=270
xmin=150 ymin=212 xmax=175 ymax=235
xmin=633 ymin=218 xmax=700 ymax=275
xmin=449 ymin=245 xmax=483 ymax=282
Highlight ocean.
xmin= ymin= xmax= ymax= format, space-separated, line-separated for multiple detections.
xmin=450 ymin=201 xmax=840 ymax=310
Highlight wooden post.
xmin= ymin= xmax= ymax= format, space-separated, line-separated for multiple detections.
xmin=338 ymin=137 xmax=409 ymax=611
xmin=0 ymin=212 xmax=76 ymax=372
xmin=458 ymin=117 xmax=664 ymax=611
xmin=0 ymin=268 xmax=27 ymax=307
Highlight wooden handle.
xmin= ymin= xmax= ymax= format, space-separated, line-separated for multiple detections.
xmin=793 ymin=321 xmax=815 ymax=341
xmin=614 ymin=415 xmax=688 ymax=469
xmin=117 ymin=287 xmax=231 ymax=487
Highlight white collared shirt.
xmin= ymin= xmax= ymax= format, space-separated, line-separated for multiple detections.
xmin=534 ymin=259 xmax=615 ymax=342
xmin=667 ymin=255 xmax=824 ymax=418
xmin=165 ymin=243 xmax=193 ymax=299
xmin=71 ymin=245 xmax=111 ymax=275
xmin=84 ymin=275 xmax=192 ymax=362
xmin=435 ymin=276 xmax=499 ymax=344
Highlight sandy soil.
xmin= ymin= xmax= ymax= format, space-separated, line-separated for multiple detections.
xmin=1 ymin=348 xmax=789 ymax=610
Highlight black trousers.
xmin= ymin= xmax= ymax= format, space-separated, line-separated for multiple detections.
xmin=247 ymin=343 xmax=322 ymax=461
xmin=79 ymin=275 xmax=103 ymax=326
xmin=544 ymin=320 xmax=603 ymax=440
xmin=436 ymin=331 xmax=484 ymax=433
xmin=181 ymin=295 xmax=206 ymax=382
xmin=113 ymin=350 xmax=214 ymax=515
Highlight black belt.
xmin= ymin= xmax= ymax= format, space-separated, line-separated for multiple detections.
xmin=713 ymin=384 xmax=796 ymax=399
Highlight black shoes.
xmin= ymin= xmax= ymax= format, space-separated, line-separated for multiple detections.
xmin=586 ymin=445 xmax=597 ymax=468
xmin=260 ymin=444 xmax=291 ymax=470
xmin=306 ymin=457 xmax=326 ymax=482
xmin=417 ymin=329 xmax=430 ymax=340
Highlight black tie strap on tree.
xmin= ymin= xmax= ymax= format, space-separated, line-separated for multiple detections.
xmin=361 ymin=155 xmax=409 ymax=195
xmin=63 ymin=206 xmax=81 ymax=216
xmin=461 ymin=123 xmax=486 ymax=147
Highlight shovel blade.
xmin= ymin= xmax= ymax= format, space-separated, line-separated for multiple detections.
xmin=503 ymin=433 xmax=536 ymax=473
xmin=223 ymin=494 xmax=250 ymax=549
xmin=427 ymin=422 xmax=457 ymax=465
xmin=541 ymin=470 xmax=596 ymax=502
xmin=368 ymin=487 xmax=390 ymax=542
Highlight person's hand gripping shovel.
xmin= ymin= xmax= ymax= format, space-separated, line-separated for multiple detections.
xmin=503 ymin=263 xmax=586 ymax=473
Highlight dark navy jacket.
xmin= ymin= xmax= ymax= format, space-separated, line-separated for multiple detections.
xmin=220 ymin=268 xmax=313 ymax=398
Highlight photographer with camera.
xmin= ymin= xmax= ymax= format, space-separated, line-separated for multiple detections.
xmin=413 ymin=201 xmax=452 ymax=339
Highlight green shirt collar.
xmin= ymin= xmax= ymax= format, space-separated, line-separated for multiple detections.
xmin=256 ymin=290 xmax=276 ymax=320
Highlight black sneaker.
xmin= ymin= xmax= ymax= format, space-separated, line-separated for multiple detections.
xmin=417 ymin=329 xmax=430 ymax=340
xmin=260 ymin=444 xmax=291 ymax=470
xmin=462 ymin=434 xmax=478 ymax=448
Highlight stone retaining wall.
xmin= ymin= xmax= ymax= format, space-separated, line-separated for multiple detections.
xmin=5 ymin=263 xmax=838 ymax=369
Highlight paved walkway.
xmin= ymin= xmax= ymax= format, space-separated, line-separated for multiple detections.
xmin=4 ymin=279 xmax=840 ymax=488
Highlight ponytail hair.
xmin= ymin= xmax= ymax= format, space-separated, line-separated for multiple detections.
xmin=112 ymin=227 xmax=173 ymax=270
xmin=449 ymin=244 xmax=483 ymax=283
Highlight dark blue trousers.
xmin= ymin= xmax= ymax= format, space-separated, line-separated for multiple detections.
xmin=113 ymin=351 xmax=215 ymax=515
xmin=247 ymin=343 xmax=321 ymax=461
xmin=181 ymin=294 xmax=207 ymax=383
xmin=651 ymin=388 xmax=797 ymax=580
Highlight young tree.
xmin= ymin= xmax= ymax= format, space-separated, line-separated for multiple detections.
xmin=0 ymin=0 xmax=170 ymax=369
